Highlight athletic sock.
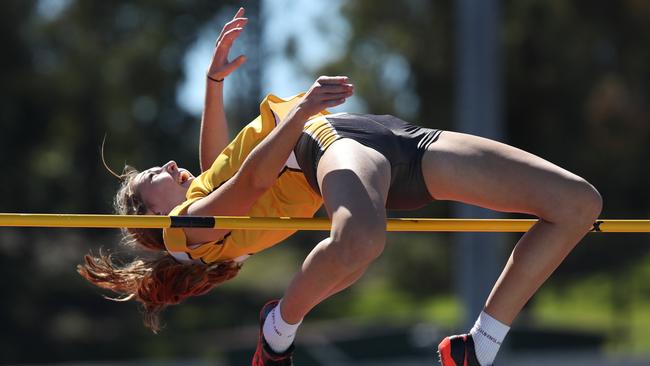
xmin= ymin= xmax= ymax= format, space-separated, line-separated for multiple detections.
xmin=262 ymin=300 xmax=302 ymax=354
xmin=469 ymin=311 xmax=510 ymax=366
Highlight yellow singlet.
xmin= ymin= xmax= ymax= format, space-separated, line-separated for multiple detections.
xmin=163 ymin=94 xmax=325 ymax=264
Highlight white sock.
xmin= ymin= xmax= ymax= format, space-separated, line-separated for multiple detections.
xmin=262 ymin=301 xmax=302 ymax=354
xmin=469 ymin=311 xmax=510 ymax=366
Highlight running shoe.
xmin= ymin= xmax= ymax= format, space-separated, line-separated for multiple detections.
xmin=252 ymin=300 xmax=295 ymax=366
xmin=437 ymin=334 xmax=483 ymax=366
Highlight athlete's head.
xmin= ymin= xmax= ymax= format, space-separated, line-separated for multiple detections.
xmin=109 ymin=160 xmax=193 ymax=250
xmin=107 ymin=163 xmax=166 ymax=252
xmin=77 ymin=161 xmax=240 ymax=333
xmin=132 ymin=160 xmax=195 ymax=216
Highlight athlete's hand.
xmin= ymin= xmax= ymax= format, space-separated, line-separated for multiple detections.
xmin=206 ymin=7 xmax=247 ymax=81
xmin=294 ymin=76 xmax=354 ymax=120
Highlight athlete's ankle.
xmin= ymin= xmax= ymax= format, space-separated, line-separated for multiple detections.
xmin=469 ymin=311 xmax=510 ymax=365
xmin=262 ymin=300 xmax=302 ymax=354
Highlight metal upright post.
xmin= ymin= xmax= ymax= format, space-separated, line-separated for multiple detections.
xmin=454 ymin=0 xmax=505 ymax=329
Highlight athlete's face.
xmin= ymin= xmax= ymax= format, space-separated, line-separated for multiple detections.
xmin=134 ymin=160 xmax=195 ymax=215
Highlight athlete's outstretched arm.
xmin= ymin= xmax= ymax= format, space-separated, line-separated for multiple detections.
xmin=199 ymin=7 xmax=248 ymax=172
xmin=185 ymin=76 xmax=354 ymax=244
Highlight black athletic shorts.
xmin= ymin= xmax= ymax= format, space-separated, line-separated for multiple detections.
xmin=294 ymin=113 xmax=443 ymax=210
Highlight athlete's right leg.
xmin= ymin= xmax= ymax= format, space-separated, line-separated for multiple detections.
xmin=254 ymin=139 xmax=392 ymax=365
xmin=279 ymin=138 xmax=392 ymax=324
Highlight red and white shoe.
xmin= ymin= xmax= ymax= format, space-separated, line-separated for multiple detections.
xmin=251 ymin=300 xmax=295 ymax=366
xmin=437 ymin=334 xmax=484 ymax=366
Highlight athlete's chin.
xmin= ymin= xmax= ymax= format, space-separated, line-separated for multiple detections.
xmin=181 ymin=177 xmax=195 ymax=189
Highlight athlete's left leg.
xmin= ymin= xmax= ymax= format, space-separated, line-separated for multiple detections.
xmin=422 ymin=131 xmax=601 ymax=325
xmin=421 ymin=131 xmax=601 ymax=365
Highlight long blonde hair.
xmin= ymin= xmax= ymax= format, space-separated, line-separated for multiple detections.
xmin=77 ymin=164 xmax=241 ymax=333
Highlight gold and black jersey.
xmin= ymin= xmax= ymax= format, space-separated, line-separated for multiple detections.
xmin=163 ymin=94 xmax=325 ymax=264
xmin=163 ymin=94 xmax=443 ymax=265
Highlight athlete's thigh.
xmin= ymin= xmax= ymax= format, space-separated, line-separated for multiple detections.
xmin=316 ymin=138 xmax=391 ymax=224
xmin=421 ymin=131 xmax=590 ymax=217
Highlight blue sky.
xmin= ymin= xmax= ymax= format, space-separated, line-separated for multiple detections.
xmin=176 ymin=0 xmax=360 ymax=116
xmin=35 ymin=0 xmax=360 ymax=116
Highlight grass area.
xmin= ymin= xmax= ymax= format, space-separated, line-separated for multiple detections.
xmin=531 ymin=255 xmax=650 ymax=355
xmin=532 ymin=274 xmax=617 ymax=332
xmin=335 ymin=275 xmax=463 ymax=328
xmin=419 ymin=296 xmax=463 ymax=329
xmin=337 ymin=253 xmax=650 ymax=355
xmin=205 ymin=236 xmax=650 ymax=355
xmin=624 ymin=301 xmax=650 ymax=353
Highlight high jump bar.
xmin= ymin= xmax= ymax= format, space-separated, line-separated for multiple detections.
xmin=0 ymin=214 xmax=649 ymax=232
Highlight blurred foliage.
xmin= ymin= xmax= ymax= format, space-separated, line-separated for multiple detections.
xmin=2 ymin=0 xmax=650 ymax=364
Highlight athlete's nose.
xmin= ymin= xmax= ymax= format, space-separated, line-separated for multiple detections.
xmin=163 ymin=160 xmax=177 ymax=173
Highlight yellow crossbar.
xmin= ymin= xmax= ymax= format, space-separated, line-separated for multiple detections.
xmin=0 ymin=214 xmax=649 ymax=232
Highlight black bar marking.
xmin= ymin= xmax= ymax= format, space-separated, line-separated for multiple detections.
xmin=170 ymin=216 xmax=216 ymax=228
xmin=590 ymin=220 xmax=603 ymax=232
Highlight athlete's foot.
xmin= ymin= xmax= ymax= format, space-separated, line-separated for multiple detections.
xmin=437 ymin=334 xmax=484 ymax=366
xmin=252 ymin=300 xmax=295 ymax=366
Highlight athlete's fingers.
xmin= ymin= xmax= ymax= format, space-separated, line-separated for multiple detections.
xmin=315 ymin=91 xmax=353 ymax=101
xmin=315 ymin=84 xmax=354 ymax=94
xmin=212 ymin=28 xmax=243 ymax=64
xmin=233 ymin=7 xmax=245 ymax=19
xmin=217 ymin=6 xmax=246 ymax=43
xmin=312 ymin=82 xmax=353 ymax=98
xmin=316 ymin=76 xmax=350 ymax=85
xmin=217 ymin=18 xmax=248 ymax=44
xmin=311 ymin=83 xmax=353 ymax=100
xmin=222 ymin=27 xmax=244 ymax=44
xmin=216 ymin=28 xmax=244 ymax=52
xmin=218 ymin=19 xmax=247 ymax=39
xmin=298 ymin=75 xmax=352 ymax=117
xmin=222 ymin=18 xmax=248 ymax=33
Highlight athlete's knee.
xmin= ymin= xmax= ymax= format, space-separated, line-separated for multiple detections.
xmin=545 ymin=178 xmax=602 ymax=228
xmin=577 ymin=181 xmax=602 ymax=221
xmin=330 ymin=215 xmax=386 ymax=268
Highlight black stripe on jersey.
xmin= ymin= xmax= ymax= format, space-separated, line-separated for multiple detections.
xmin=170 ymin=216 xmax=215 ymax=228
xmin=278 ymin=166 xmax=303 ymax=177
xmin=187 ymin=231 xmax=232 ymax=262
xmin=215 ymin=232 xmax=231 ymax=245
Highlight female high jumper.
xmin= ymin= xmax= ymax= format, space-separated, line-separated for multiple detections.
xmin=79 ymin=8 xmax=602 ymax=366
